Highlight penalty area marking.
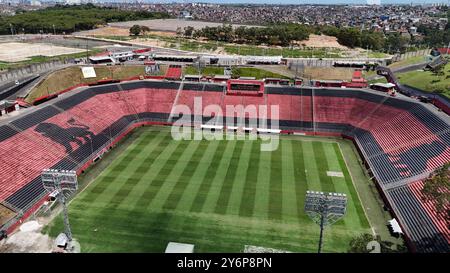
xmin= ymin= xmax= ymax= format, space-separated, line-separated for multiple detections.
xmin=327 ymin=171 xmax=344 ymax=178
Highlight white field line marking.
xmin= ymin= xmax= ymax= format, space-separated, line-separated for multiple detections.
xmin=337 ymin=142 xmax=376 ymax=236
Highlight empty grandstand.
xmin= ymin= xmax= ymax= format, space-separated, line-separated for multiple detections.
xmin=165 ymin=65 xmax=183 ymax=81
xmin=0 ymin=79 xmax=448 ymax=252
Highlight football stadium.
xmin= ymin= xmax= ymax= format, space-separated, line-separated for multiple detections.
xmin=0 ymin=69 xmax=449 ymax=253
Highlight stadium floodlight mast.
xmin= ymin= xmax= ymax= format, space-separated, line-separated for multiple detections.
xmin=41 ymin=169 xmax=78 ymax=248
xmin=305 ymin=191 xmax=347 ymax=253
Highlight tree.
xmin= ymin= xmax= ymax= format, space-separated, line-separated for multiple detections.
xmin=175 ymin=27 xmax=183 ymax=37
xmin=348 ymin=233 xmax=375 ymax=253
xmin=140 ymin=25 xmax=150 ymax=35
xmin=188 ymin=23 xmax=310 ymax=47
xmin=421 ymin=163 xmax=450 ymax=227
xmin=320 ymin=25 xmax=340 ymax=37
xmin=129 ymin=24 xmax=141 ymax=36
xmin=192 ymin=29 xmax=202 ymax=39
xmin=384 ymin=33 xmax=409 ymax=54
xmin=348 ymin=233 xmax=407 ymax=253
xmin=337 ymin=28 xmax=362 ymax=48
xmin=183 ymin=26 xmax=194 ymax=37
xmin=0 ymin=4 xmax=171 ymax=35
xmin=361 ymin=31 xmax=385 ymax=51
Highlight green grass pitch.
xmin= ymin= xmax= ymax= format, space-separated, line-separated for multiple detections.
xmin=46 ymin=127 xmax=371 ymax=252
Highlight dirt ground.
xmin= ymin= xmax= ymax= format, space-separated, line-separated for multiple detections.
xmin=75 ymin=26 xmax=177 ymax=38
xmin=0 ymin=42 xmax=85 ymax=62
xmin=299 ymin=34 xmax=349 ymax=50
xmin=303 ymin=67 xmax=355 ymax=80
xmin=0 ymin=204 xmax=16 ymax=227
xmin=131 ymin=37 xmax=170 ymax=48
xmin=0 ymin=220 xmax=53 ymax=253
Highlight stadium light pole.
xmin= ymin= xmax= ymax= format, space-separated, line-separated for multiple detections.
xmin=318 ymin=213 xmax=325 ymax=253
xmin=305 ymin=191 xmax=347 ymax=253
xmin=41 ymin=169 xmax=78 ymax=243
xmin=86 ymin=39 xmax=89 ymax=63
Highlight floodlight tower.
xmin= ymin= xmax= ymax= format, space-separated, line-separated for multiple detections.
xmin=41 ymin=169 xmax=78 ymax=242
xmin=305 ymin=191 xmax=347 ymax=253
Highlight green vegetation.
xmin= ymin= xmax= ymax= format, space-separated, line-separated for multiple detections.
xmin=45 ymin=128 xmax=371 ymax=252
xmin=129 ymin=25 xmax=142 ymax=36
xmin=388 ymin=55 xmax=427 ymax=69
xmin=178 ymin=40 xmax=219 ymax=52
xmin=178 ymin=39 xmax=342 ymax=57
xmin=184 ymin=66 xmax=288 ymax=79
xmin=337 ymin=139 xmax=397 ymax=243
xmin=365 ymin=55 xmax=428 ymax=82
xmin=367 ymin=51 xmax=389 ymax=58
xmin=368 ymin=61 xmax=450 ymax=97
xmin=316 ymin=22 xmax=445 ymax=53
xmin=103 ymin=33 xmax=343 ymax=58
xmin=189 ymin=24 xmax=309 ymax=47
xmin=184 ymin=66 xmax=226 ymax=76
xmin=96 ymin=36 xmax=134 ymax=41
xmin=421 ymin=163 xmax=449 ymax=218
xmin=396 ymin=62 xmax=450 ymax=97
xmin=347 ymin=233 xmax=406 ymax=253
xmin=0 ymin=48 xmax=102 ymax=71
xmin=368 ymin=78 xmax=387 ymax=85
xmin=416 ymin=9 xmax=450 ymax=48
xmin=184 ymin=22 xmax=430 ymax=53
xmin=129 ymin=25 xmax=151 ymax=36
xmin=0 ymin=4 xmax=170 ymax=35
xmin=187 ymin=22 xmax=443 ymax=54
xmin=223 ymin=44 xmax=341 ymax=58
xmin=231 ymin=67 xmax=289 ymax=79
xmin=26 ymin=65 xmax=163 ymax=103
xmin=184 ymin=23 xmax=391 ymax=53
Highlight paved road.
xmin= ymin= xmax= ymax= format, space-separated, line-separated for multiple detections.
xmin=367 ymin=61 xmax=428 ymax=81
xmin=0 ymin=64 xmax=74 ymax=100
xmin=0 ymin=75 xmax=39 ymax=101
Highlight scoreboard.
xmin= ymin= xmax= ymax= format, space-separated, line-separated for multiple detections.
xmin=227 ymin=79 xmax=264 ymax=96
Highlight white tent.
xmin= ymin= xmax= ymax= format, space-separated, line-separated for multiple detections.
xmin=388 ymin=219 xmax=403 ymax=234
xmin=257 ymin=128 xmax=281 ymax=134
xmin=226 ymin=126 xmax=239 ymax=131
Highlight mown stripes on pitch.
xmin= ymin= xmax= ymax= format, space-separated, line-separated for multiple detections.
xmin=238 ymin=141 xmax=261 ymax=218
xmin=54 ymin=128 xmax=372 ymax=253
xmin=74 ymin=131 xmax=166 ymax=207
xmin=129 ymin=136 xmax=187 ymax=208
xmin=214 ymin=141 xmax=244 ymax=214
xmin=189 ymin=140 xmax=229 ymax=212
xmin=162 ymin=141 xmax=211 ymax=210
xmin=174 ymin=140 xmax=221 ymax=211
xmin=268 ymin=140 xmax=283 ymax=220
xmin=311 ymin=142 xmax=337 ymax=193
xmin=291 ymin=140 xmax=307 ymax=223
